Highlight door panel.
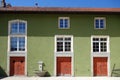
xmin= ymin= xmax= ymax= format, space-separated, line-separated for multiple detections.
xmin=10 ymin=57 xmax=25 ymax=76
xmin=57 ymin=57 xmax=71 ymax=76
xmin=93 ymin=57 xmax=108 ymax=76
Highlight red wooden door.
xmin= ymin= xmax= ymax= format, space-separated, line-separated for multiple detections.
xmin=57 ymin=57 xmax=71 ymax=76
xmin=93 ymin=57 xmax=108 ymax=76
xmin=10 ymin=57 xmax=25 ymax=76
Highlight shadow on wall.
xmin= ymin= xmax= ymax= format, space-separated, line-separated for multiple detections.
xmin=111 ymin=64 xmax=120 ymax=77
xmin=0 ymin=66 xmax=7 ymax=78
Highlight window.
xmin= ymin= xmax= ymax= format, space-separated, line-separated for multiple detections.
xmin=92 ymin=36 xmax=109 ymax=53
xmin=10 ymin=21 xmax=26 ymax=34
xmin=9 ymin=20 xmax=27 ymax=52
xmin=58 ymin=17 xmax=70 ymax=29
xmin=55 ymin=36 xmax=73 ymax=52
xmin=10 ymin=37 xmax=25 ymax=51
xmin=94 ymin=17 xmax=106 ymax=29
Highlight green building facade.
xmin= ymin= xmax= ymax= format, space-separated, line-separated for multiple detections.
xmin=0 ymin=7 xmax=120 ymax=77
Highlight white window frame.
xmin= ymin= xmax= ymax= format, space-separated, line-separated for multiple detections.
xmin=55 ymin=35 xmax=73 ymax=53
xmin=91 ymin=36 xmax=110 ymax=77
xmin=94 ymin=17 xmax=106 ymax=29
xmin=58 ymin=17 xmax=70 ymax=29
xmin=54 ymin=35 xmax=74 ymax=76
xmin=7 ymin=19 xmax=27 ymax=76
xmin=8 ymin=19 xmax=27 ymax=53
xmin=91 ymin=36 xmax=110 ymax=54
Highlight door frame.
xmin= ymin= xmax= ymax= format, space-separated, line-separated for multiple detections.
xmin=54 ymin=35 xmax=74 ymax=76
xmin=54 ymin=56 xmax=74 ymax=76
xmin=7 ymin=56 xmax=27 ymax=76
xmin=91 ymin=35 xmax=110 ymax=77
xmin=9 ymin=57 xmax=25 ymax=76
xmin=56 ymin=57 xmax=72 ymax=76
xmin=92 ymin=57 xmax=110 ymax=76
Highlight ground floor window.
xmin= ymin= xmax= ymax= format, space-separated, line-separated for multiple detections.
xmin=55 ymin=35 xmax=73 ymax=53
xmin=91 ymin=36 xmax=109 ymax=53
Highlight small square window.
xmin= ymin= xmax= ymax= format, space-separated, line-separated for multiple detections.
xmin=58 ymin=17 xmax=70 ymax=29
xmin=94 ymin=17 xmax=106 ymax=29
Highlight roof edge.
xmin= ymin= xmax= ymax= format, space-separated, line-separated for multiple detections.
xmin=0 ymin=7 xmax=120 ymax=13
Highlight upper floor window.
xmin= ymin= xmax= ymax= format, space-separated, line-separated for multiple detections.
xmin=55 ymin=35 xmax=73 ymax=52
xmin=9 ymin=20 xmax=27 ymax=35
xmin=8 ymin=20 xmax=27 ymax=52
xmin=92 ymin=36 xmax=109 ymax=53
xmin=94 ymin=17 xmax=106 ymax=29
xmin=58 ymin=17 xmax=70 ymax=29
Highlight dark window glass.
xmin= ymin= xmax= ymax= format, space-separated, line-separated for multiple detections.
xmin=57 ymin=42 xmax=63 ymax=52
xmin=10 ymin=37 xmax=17 ymax=51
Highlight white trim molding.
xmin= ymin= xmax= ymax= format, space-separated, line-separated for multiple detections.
xmin=58 ymin=17 xmax=70 ymax=29
xmin=7 ymin=19 xmax=27 ymax=76
xmin=54 ymin=35 xmax=74 ymax=76
xmin=91 ymin=35 xmax=110 ymax=77
xmin=94 ymin=17 xmax=106 ymax=29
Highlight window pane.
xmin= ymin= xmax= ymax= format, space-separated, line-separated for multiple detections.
xmin=60 ymin=19 xmax=63 ymax=28
xmin=57 ymin=38 xmax=63 ymax=41
xmin=19 ymin=37 xmax=25 ymax=51
xmin=93 ymin=38 xmax=99 ymax=41
xmin=100 ymin=19 xmax=104 ymax=23
xmin=100 ymin=20 xmax=104 ymax=28
xmin=95 ymin=19 xmax=99 ymax=23
xmin=100 ymin=38 xmax=107 ymax=41
xmin=57 ymin=42 xmax=63 ymax=52
xmin=11 ymin=22 xmax=18 ymax=34
xmin=95 ymin=19 xmax=99 ymax=28
xmin=93 ymin=42 xmax=99 ymax=52
xmin=10 ymin=37 xmax=17 ymax=51
xmin=65 ymin=42 xmax=71 ymax=51
xmin=19 ymin=22 xmax=26 ymax=34
xmin=65 ymin=37 xmax=71 ymax=41
xmin=100 ymin=42 xmax=107 ymax=52
xmin=64 ymin=19 xmax=68 ymax=28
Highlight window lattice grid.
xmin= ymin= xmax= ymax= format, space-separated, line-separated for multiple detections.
xmin=57 ymin=42 xmax=63 ymax=52
xmin=59 ymin=17 xmax=69 ymax=29
xmin=10 ymin=21 xmax=26 ymax=34
xmin=10 ymin=37 xmax=25 ymax=51
xmin=65 ymin=42 xmax=71 ymax=51
xmin=92 ymin=37 xmax=107 ymax=52
xmin=56 ymin=37 xmax=72 ymax=52
xmin=95 ymin=18 xmax=105 ymax=29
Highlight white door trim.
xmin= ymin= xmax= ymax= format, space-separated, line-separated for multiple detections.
xmin=91 ymin=35 xmax=110 ymax=77
xmin=54 ymin=35 xmax=74 ymax=76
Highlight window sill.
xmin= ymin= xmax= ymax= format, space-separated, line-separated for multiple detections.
xmin=92 ymin=52 xmax=110 ymax=57
xmin=9 ymin=51 xmax=26 ymax=54
xmin=55 ymin=52 xmax=73 ymax=56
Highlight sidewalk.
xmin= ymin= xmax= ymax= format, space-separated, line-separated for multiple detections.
xmin=1 ymin=76 xmax=120 ymax=80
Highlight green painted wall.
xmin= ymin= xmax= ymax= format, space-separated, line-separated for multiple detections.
xmin=0 ymin=13 xmax=120 ymax=76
